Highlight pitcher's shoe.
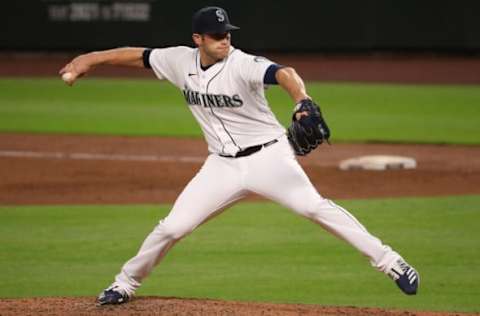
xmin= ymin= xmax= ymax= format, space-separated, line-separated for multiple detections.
xmin=97 ymin=285 xmax=130 ymax=305
xmin=386 ymin=258 xmax=419 ymax=295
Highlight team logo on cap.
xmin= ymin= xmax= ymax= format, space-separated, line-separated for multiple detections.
xmin=216 ymin=9 xmax=225 ymax=22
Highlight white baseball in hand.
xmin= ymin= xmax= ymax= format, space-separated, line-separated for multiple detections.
xmin=62 ymin=72 xmax=74 ymax=84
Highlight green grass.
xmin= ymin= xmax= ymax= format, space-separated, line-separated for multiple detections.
xmin=0 ymin=78 xmax=479 ymax=144
xmin=0 ymin=78 xmax=198 ymax=137
xmin=1 ymin=196 xmax=479 ymax=312
xmin=282 ymin=82 xmax=480 ymax=144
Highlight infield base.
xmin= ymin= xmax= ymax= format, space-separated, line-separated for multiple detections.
xmin=339 ymin=155 xmax=417 ymax=171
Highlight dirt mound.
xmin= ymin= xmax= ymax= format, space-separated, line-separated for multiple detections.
xmin=0 ymin=297 xmax=476 ymax=316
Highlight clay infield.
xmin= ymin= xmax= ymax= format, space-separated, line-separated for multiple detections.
xmin=0 ymin=54 xmax=479 ymax=315
xmin=1 ymin=133 xmax=479 ymax=205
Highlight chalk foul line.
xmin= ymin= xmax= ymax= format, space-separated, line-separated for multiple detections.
xmin=0 ymin=150 xmax=205 ymax=163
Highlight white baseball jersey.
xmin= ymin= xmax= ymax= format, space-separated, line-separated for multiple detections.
xmin=110 ymin=45 xmax=409 ymax=298
xmin=149 ymin=46 xmax=286 ymax=156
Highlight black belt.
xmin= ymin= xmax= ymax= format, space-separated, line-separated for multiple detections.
xmin=220 ymin=139 xmax=278 ymax=158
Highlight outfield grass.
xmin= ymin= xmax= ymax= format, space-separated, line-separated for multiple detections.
xmin=0 ymin=78 xmax=479 ymax=144
xmin=1 ymin=196 xmax=479 ymax=312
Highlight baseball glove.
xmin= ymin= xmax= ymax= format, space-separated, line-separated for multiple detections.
xmin=287 ymin=99 xmax=331 ymax=156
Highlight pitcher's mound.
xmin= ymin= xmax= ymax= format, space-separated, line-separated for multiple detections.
xmin=0 ymin=297 xmax=474 ymax=316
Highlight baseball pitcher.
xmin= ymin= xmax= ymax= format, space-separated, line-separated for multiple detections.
xmin=59 ymin=6 xmax=419 ymax=305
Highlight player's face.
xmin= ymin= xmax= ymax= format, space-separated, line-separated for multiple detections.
xmin=194 ymin=32 xmax=231 ymax=64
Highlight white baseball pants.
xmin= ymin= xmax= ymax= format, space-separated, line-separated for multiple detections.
xmin=114 ymin=135 xmax=400 ymax=295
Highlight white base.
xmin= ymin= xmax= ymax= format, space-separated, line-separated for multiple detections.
xmin=339 ymin=155 xmax=417 ymax=171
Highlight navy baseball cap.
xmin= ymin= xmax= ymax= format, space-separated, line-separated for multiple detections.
xmin=192 ymin=6 xmax=240 ymax=34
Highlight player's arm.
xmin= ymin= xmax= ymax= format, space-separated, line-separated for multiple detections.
xmin=273 ymin=66 xmax=331 ymax=152
xmin=271 ymin=66 xmax=312 ymax=120
xmin=275 ymin=67 xmax=310 ymax=104
xmin=59 ymin=47 xmax=147 ymax=86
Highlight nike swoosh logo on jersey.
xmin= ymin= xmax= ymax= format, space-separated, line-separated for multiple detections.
xmin=188 ymin=73 xmax=197 ymax=76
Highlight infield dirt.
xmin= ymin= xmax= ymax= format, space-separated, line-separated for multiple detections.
xmin=1 ymin=297 xmax=479 ymax=316
xmin=1 ymin=133 xmax=479 ymax=205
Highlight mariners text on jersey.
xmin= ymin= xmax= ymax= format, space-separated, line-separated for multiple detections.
xmin=182 ymin=87 xmax=244 ymax=108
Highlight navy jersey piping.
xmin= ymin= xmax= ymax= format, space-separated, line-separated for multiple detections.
xmin=203 ymin=49 xmax=242 ymax=153
xmin=263 ymin=64 xmax=284 ymax=84
xmin=143 ymin=48 xmax=152 ymax=69
xmin=193 ymin=49 xmax=222 ymax=146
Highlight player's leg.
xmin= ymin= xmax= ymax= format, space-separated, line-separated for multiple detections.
xmin=246 ymin=136 xmax=418 ymax=294
xmin=99 ymin=154 xmax=247 ymax=303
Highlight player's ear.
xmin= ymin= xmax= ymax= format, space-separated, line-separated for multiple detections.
xmin=192 ymin=33 xmax=202 ymax=47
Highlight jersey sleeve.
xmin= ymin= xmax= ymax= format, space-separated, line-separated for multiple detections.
xmin=149 ymin=46 xmax=191 ymax=87
xmin=238 ymin=54 xmax=275 ymax=88
xmin=263 ymin=64 xmax=284 ymax=85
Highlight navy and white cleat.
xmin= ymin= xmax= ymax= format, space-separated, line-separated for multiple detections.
xmin=97 ymin=285 xmax=130 ymax=305
xmin=387 ymin=258 xmax=419 ymax=295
